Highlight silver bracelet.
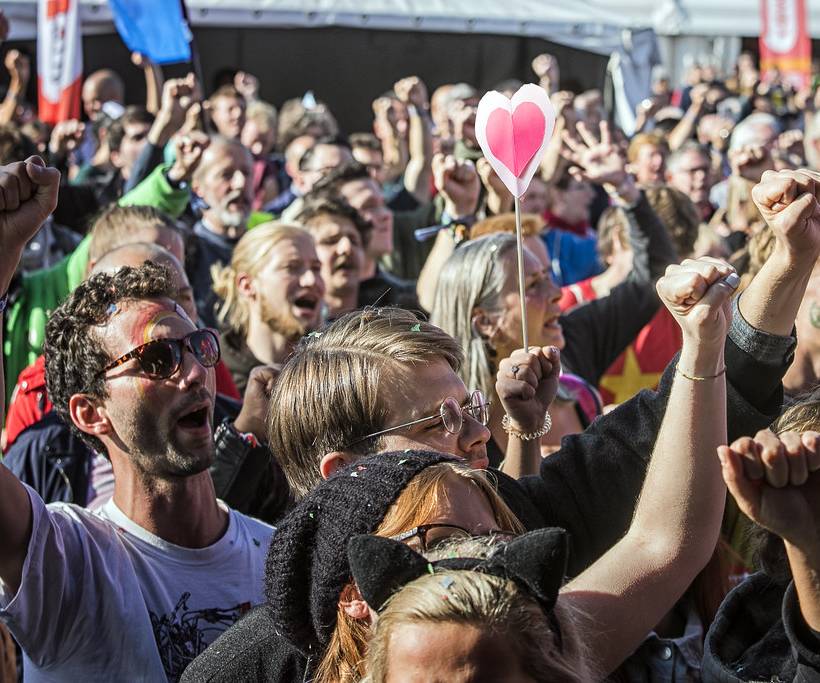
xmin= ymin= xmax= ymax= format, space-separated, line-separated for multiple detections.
xmin=502 ymin=413 xmax=552 ymax=441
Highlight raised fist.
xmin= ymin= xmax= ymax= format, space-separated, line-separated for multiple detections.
xmin=432 ymin=153 xmax=480 ymax=217
xmin=234 ymin=71 xmax=260 ymax=101
xmin=167 ymin=131 xmax=210 ymax=183
xmin=48 ymin=120 xmax=85 ymax=157
xmin=4 ymin=49 xmax=29 ymax=84
xmin=394 ymin=76 xmax=429 ymax=110
xmin=0 ymin=157 xmax=60 ymax=288
xmin=751 ymin=168 xmax=820 ymax=261
xmin=497 ymin=346 xmax=561 ymax=434
xmin=656 ymin=257 xmax=738 ymax=346
xmin=720 ymin=429 xmax=820 ymax=550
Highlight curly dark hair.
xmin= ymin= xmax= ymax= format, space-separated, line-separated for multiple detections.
xmin=44 ymin=261 xmax=178 ymax=454
xmin=295 ymin=195 xmax=373 ymax=246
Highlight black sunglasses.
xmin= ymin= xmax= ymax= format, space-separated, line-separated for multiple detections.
xmin=92 ymin=328 xmax=221 ymax=385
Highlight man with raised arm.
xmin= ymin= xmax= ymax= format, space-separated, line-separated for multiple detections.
xmin=0 ymin=157 xmax=273 ymax=682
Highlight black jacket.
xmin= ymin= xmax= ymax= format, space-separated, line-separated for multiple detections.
xmin=702 ymin=573 xmax=820 ymax=682
xmin=181 ymin=308 xmax=793 ymax=682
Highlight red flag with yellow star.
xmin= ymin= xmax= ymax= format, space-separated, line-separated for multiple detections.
xmin=599 ymin=307 xmax=682 ymax=406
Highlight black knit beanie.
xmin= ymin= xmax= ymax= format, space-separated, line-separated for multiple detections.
xmin=264 ymin=449 xmax=458 ymax=656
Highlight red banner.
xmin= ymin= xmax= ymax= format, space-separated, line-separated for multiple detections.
xmin=759 ymin=0 xmax=811 ymax=90
xmin=37 ymin=0 xmax=82 ymax=124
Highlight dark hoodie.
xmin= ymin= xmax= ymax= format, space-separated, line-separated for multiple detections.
xmin=702 ymin=572 xmax=820 ymax=682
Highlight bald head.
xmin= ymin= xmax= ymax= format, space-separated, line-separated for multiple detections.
xmin=82 ymin=69 xmax=125 ymax=120
xmin=92 ymin=243 xmax=197 ymax=322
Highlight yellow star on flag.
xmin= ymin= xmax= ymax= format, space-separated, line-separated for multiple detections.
xmin=599 ymin=346 xmax=663 ymax=405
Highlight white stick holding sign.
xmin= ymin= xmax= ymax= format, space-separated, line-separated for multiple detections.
xmin=474 ymin=84 xmax=556 ymax=351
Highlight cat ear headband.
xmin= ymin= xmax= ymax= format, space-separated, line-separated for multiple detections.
xmin=347 ymin=527 xmax=568 ymax=617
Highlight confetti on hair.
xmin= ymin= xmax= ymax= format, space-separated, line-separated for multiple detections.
xmin=439 ymin=576 xmax=455 ymax=590
xmin=350 ymin=471 xmax=359 ymax=478
xmin=410 ymin=323 xmax=422 ymax=332
xmin=427 ymin=563 xmax=435 ymax=575
xmin=398 ymin=459 xmax=408 ymax=465
xmin=309 ymin=512 xmax=315 ymax=519
xmin=107 ymin=304 xmax=119 ymax=316
xmin=307 ymin=331 xmax=323 ymax=339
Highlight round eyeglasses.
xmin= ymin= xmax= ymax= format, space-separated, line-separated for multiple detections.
xmin=344 ymin=389 xmax=490 ymax=448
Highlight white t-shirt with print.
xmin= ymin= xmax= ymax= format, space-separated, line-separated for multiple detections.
xmin=0 ymin=485 xmax=274 ymax=682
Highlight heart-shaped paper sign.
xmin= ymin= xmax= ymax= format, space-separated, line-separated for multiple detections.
xmin=475 ymin=83 xmax=556 ymax=198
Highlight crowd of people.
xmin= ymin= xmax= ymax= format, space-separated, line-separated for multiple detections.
xmin=1 ymin=9 xmax=820 ymax=681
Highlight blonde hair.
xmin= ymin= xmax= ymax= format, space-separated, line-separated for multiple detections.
xmin=246 ymin=100 xmax=277 ymax=132
xmin=315 ymin=463 xmax=525 ymax=683
xmin=774 ymin=388 xmax=820 ymax=433
xmin=211 ymin=222 xmax=312 ymax=337
xmin=430 ymin=234 xmax=518 ymax=401
xmin=364 ymin=571 xmax=594 ymax=683
xmin=267 ymin=308 xmax=464 ymax=499
xmin=89 ymin=205 xmax=181 ymax=262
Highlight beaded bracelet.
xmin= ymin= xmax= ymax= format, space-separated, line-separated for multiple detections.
xmin=502 ymin=412 xmax=552 ymax=441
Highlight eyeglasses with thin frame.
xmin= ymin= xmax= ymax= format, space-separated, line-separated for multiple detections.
xmin=344 ymin=389 xmax=491 ymax=449
xmin=391 ymin=523 xmax=517 ymax=552
xmin=90 ymin=328 xmax=221 ymax=387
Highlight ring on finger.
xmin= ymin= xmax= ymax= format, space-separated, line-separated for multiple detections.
xmin=511 ymin=365 xmax=520 ymax=378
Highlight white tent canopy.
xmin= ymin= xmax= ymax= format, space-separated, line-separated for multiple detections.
xmin=4 ymin=0 xmax=820 ymax=42
xmin=3 ymin=0 xmax=636 ymax=55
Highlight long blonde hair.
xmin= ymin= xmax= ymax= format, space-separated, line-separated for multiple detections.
xmin=314 ymin=462 xmax=524 ymax=683
xmin=430 ymin=234 xmax=518 ymax=401
xmin=210 ymin=222 xmax=311 ymax=336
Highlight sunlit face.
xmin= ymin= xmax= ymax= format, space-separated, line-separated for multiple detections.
xmin=194 ymin=143 xmax=254 ymax=231
xmin=112 ymin=121 xmax=151 ymax=180
xmin=304 ymin=214 xmax=364 ymax=300
xmin=251 ymin=236 xmax=325 ymax=338
xmin=377 ymin=359 xmax=491 ymax=469
xmin=241 ymin=119 xmax=276 ymax=157
xmin=667 ymin=150 xmax=712 ymax=204
xmin=339 ymin=178 xmax=393 ymax=259
xmin=489 ymin=249 xmax=564 ymax=359
xmin=92 ymin=300 xmax=216 ymax=476
xmin=634 ymin=144 xmax=667 ymax=186
xmin=210 ymin=94 xmax=246 ymax=140
xmin=384 ymin=622 xmax=535 ymax=683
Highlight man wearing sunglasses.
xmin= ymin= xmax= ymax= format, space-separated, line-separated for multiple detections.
xmin=0 ymin=158 xmax=273 ymax=681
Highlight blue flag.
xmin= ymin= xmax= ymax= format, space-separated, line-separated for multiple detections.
xmin=108 ymin=0 xmax=192 ymax=65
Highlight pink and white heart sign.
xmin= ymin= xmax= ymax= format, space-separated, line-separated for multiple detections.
xmin=475 ymin=84 xmax=556 ymax=198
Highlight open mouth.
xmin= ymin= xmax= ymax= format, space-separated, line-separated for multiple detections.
xmin=177 ymin=405 xmax=210 ymax=432
xmin=333 ymin=259 xmax=357 ymax=273
xmin=292 ymin=295 xmax=320 ymax=317
xmin=543 ymin=315 xmax=562 ymax=330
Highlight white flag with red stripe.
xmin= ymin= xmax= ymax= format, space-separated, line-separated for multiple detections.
xmin=37 ymin=0 xmax=82 ymax=124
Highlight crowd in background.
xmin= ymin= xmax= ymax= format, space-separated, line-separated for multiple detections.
xmin=1 ymin=8 xmax=820 ymax=682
